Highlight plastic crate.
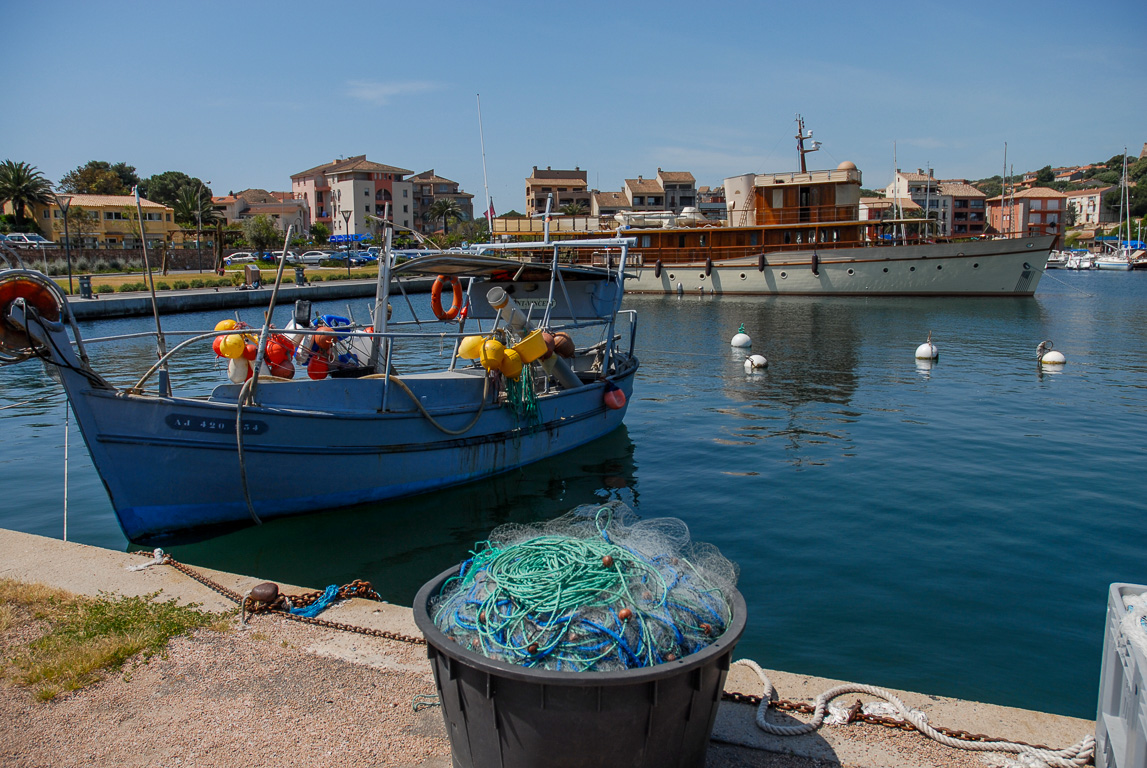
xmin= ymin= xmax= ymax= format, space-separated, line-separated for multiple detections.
xmin=1096 ymin=583 xmax=1147 ymax=768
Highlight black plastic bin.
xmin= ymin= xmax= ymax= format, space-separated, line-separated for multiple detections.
xmin=413 ymin=567 xmax=747 ymax=768
xmin=78 ymin=275 xmax=92 ymax=299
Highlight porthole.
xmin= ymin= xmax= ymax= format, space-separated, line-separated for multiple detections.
xmin=910 ymin=266 xmax=916 ymax=272
xmin=699 ymin=273 xmax=707 ymax=280
xmin=936 ymin=265 xmax=942 ymax=270
xmin=847 ymin=268 xmax=855 ymax=275
xmin=1023 ymin=262 xmax=1031 ymax=270
xmin=882 ymin=267 xmax=889 ymax=273
xmin=972 ymin=263 xmax=979 ymax=269
xmin=739 ymin=273 xmax=747 ymax=280
xmin=1026 ymin=243 xmax=1034 ymax=248
xmin=780 ymin=271 xmax=788 ymax=279
xmin=668 ymin=273 xmax=675 ymax=280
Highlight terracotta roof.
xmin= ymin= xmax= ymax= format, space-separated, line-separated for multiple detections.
xmin=243 ymin=201 xmax=303 ymax=214
xmin=625 ymin=178 xmax=663 ymax=194
xmin=291 ymin=155 xmax=412 ymax=179
xmin=53 ymin=193 xmax=167 ymax=208
xmin=897 ymin=172 xmax=934 ymax=182
xmin=409 ymin=169 xmax=458 ymax=184
xmin=938 ymin=182 xmax=986 ymax=198
xmin=987 ymin=187 xmax=1068 ymax=201
xmin=697 ymin=186 xmax=711 ymax=194
xmin=1065 ymin=187 xmax=1113 ymax=197
xmin=657 ymin=170 xmax=695 ymax=183
xmin=862 ymin=197 xmax=921 ymax=210
xmin=235 ymin=188 xmax=275 ymax=203
xmin=213 ymin=195 xmax=239 ymax=204
xmin=593 ymin=191 xmax=628 ymax=207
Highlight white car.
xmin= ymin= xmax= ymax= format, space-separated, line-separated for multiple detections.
xmin=6 ymin=233 xmax=57 ymax=248
xmin=224 ymin=252 xmax=254 ymax=265
xmin=299 ymin=250 xmax=331 ymax=265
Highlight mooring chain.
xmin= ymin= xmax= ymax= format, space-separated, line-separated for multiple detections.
xmin=130 ymin=549 xmax=425 ymax=646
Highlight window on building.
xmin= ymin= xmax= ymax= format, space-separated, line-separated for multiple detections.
xmin=750 ymin=232 xmax=759 ymax=246
xmin=403 ymin=189 xmax=408 ymax=197
xmin=640 ymin=235 xmax=651 ymax=247
xmin=634 ymin=196 xmax=644 ymax=205
xmin=403 ymin=205 xmax=408 ymax=213
xmin=1046 ymin=200 xmax=1059 ymax=210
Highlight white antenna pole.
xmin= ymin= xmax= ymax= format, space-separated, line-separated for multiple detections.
xmin=63 ymin=406 xmax=69 ymax=541
xmin=1002 ymin=142 xmax=1008 ymax=236
xmin=476 ymin=94 xmax=493 ymax=235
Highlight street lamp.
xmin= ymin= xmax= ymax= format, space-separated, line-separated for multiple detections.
xmin=341 ymin=208 xmax=352 ymax=278
xmin=53 ymin=193 xmax=74 ymax=294
xmin=197 ymin=180 xmax=211 ymax=273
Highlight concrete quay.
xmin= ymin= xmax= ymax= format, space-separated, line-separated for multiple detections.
xmin=0 ymin=528 xmax=1096 ymax=768
xmin=65 ymin=277 xmax=432 ymax=320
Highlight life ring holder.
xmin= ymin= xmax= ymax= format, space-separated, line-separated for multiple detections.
xmin=431 ymin=275 xmax=464 ymax=321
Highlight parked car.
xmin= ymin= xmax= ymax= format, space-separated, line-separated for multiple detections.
xmin=224 ymin=252 xmax=254 ymax=265
xmin=299 ymin=250 xmax=330 ymax=265
xmin=5 ymin=233 xmax=57 ymax=249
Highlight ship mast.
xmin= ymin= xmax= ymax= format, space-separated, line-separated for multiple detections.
xmin=795 ymin=114 xmax=821 ymax=174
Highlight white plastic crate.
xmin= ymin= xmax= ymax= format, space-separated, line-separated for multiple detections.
xmin=1096 ymin=583 xmax=1147 ymax=768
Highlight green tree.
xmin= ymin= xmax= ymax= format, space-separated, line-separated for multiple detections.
xmin=310 ymin=221 xmax=330 ymax=245
xmin=427 ymin=198 xmax=463 ymax=235
xmin=172 ymin=187 xmax=219 ymax=228
xmin=51 ymin=206 xmax=99 ymax=249
xmin=140 ymin=171 xmax=209 ymax=207
xmin=558 ymin=201 xmax=589 ymax=215
xmin=1034 ymin=165 xmax=1055 ymax=187
xmin=241 ymin=214 xmax=281 ymax=253
xmin=0 ymin=160 xmax=53 ymax=231
xmin=58 ymin=161 xmax=140 ymax=195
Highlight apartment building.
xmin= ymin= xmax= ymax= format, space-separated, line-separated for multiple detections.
xmin=986 ymin=187 xmax=1067 ymax=239
xmin=525 ymin=167 xmax=590 ymax=216
xmin=19 ymin=193 xmax=179 ymax=249
xmin=1065 ymin=187 xmax=1116 ymax=227
xmin=657 ymin=169 xmax=696 ymax=211
xmin=290 ymin=155 xmax=414 ymax=237
xmin=939 ymin=181 xmax=988 ymax=237
xmin=212 ymin=189 xmax=309 ymax=236
xmin=884 ymin=169 xmax=947 ymax=232
xmin=408 ymin=170 xmax=475 ymax=233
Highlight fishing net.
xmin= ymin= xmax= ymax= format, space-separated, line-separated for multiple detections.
xmin=430 ymin=501 xmax=739 ymax=672
xmin=503 ymin=363 xmax=540 ymax=425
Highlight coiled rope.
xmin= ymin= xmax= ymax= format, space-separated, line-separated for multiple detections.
xmin=731 ymin=659 xmax=1095 ymax=768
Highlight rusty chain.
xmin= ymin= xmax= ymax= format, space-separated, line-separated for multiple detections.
xmin=720 ymin=690 xmax=1062 ymax=752
xmin=135 ymin=550 xmax=425 ymax=646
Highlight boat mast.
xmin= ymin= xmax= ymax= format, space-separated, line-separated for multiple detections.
xmin=794 ymin=114 xmax=820 ymax=174
xmin=477 ymin=94 xmax=494 ymax=235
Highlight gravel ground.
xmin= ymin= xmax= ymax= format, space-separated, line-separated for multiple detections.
xmin=0 ymin=612 xmax=1021 ymax=768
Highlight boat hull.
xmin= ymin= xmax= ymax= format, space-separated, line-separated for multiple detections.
xmin=69 ymin=367 xmax=637 ymax=543
xmin=627 ymin=236 xmax=1053 ymax=296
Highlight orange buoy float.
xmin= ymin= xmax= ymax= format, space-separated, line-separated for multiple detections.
xmin=242 ymin=343 xmax=258 ymax=361
xmin=313 ymin=326 xmax=336 ymax=351
xmin=603 ymin=383 xmax=626 ymax=410
xmin=306 ymin=354 xmax=329 ymax=380
xmin=552 ymin=331 xmax=575 ymax=359
xmin=430 ymin=275 xmax=463 ymax=321
xmin=212 ymin=336 xmax=225 ymax=357
xmin=269 ymin=358 xmax=295 ymax=379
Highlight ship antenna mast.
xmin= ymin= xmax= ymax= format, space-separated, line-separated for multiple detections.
xmin=795 ymin=114 xmax=821 ymax=174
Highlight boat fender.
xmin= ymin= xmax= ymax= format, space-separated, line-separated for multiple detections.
xmin=705 ymin=258 xmax=712 ymax=277
xmin=551 ymin=331 xmax=575 ymax=359
xmin=603 ymin=383 xmax=626 ymax=410
xmin=654 ymin=259 xmax=663 ymax=279
xmin=810 ymin=252 xmax=819 ymax=276
xmin=431 ymin=275 xmax=463 ymax=321
xmin=758 ymin=254 xmax=766 ymax=272
xmin=227 ymin=357 xmax=249 ymax=384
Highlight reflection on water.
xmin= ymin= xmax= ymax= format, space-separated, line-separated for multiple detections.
xmin=161 ymin=425 xmax=638 ymax=605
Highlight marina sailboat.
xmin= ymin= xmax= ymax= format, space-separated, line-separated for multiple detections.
xmin=0 ymin=234 xmax=639 ymax=543
xmin=1095 ymin=151 xmax=1137 ymax=271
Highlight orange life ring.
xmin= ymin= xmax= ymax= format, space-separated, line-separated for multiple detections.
xmin=431 ymin=275 xmax=463 ymax=321
xmin=0 ymin=275 xmax=62 ymax=353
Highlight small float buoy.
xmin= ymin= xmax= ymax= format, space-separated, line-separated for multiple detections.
xmin=1037 ymin=340 xmax=1066 ymax=366
xmin=744 ymin=354 xmax=768 ymax=372
xmin=731 ymin=323 xmax=752 ymax=348
xmin=915 ymin=331 xmax=939 ymax=360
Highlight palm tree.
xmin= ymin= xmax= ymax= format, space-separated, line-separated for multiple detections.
xmin=172 ymin=187 xmax=219 ymax=229
xmin=0 ymin=160 xmax=53 ymax=231
xmin=427 ymin=198 xmax=463 ymax=235
xmin=559 ymin=201 xmax=589 ymax=215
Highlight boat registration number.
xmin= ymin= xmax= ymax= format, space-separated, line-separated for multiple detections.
xmin=165 ymin=414 xmax=269 ymax=435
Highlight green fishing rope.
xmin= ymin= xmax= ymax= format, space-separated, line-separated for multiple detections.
xmin=503 ymin=363 xmax=540 ymax=425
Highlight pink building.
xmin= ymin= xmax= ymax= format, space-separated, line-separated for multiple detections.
xmin=290 ymin=155 xmax=414 ymax=238
xmin=986 ymin=187 xmax=1067 ymax=242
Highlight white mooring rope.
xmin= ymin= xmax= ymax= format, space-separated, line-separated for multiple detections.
xmin=731 ymin=659 xmax=1095 ymax=768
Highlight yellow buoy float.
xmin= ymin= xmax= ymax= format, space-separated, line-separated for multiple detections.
xmin=458 ymin=335 xmax=485 ymax=359
xmin=479 ymin=338 xmax=505 ymax=372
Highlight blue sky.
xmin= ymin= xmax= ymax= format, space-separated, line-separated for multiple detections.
xmin=4 ymin=1 xmax=1144 ymax=212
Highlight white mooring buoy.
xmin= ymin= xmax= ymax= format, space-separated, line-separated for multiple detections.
xmin=915 ymin=331 xmax=939 ymax=360
xmin=731 ymin=323 xmax=752 ymax=348
xmin=744 ymin=354 xmax=768 ymax=372
xmin=1037 ymin=340 xmax=1066 ymax=366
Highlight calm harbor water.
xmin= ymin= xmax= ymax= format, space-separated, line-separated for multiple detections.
xmin=2 ymin=270 xmax=1144 ymax=719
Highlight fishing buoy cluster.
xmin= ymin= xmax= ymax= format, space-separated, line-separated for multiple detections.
xmin=212 ymin=314 xmax=375 ymax=382
xmin=430 ymin=501 xmax=738 ymax=672
xmin=212 ymin=319 xmax=271 ymax=383
xmin=458 ymin=328 xmax=563 ymax=381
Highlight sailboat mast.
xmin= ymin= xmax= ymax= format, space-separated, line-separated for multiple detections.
xmin=477 ymin=94 xmax=494 ymax=234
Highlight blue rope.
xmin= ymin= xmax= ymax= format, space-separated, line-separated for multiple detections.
xmin=289 ymin=584 xmax=339 ymax=617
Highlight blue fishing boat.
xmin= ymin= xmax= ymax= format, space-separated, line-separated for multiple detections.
xmin=0 ymin=235 xmax=639 ymax=543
